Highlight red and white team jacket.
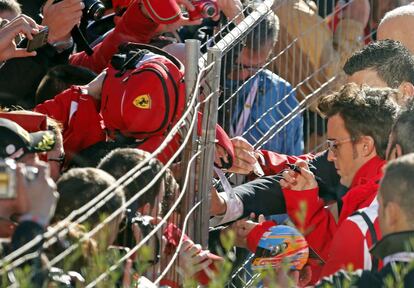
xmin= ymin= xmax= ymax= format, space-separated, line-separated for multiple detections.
xmin=34 ymin=87 xmax=106 ymax=163
xmin=282 ymin=156 xmax=384 ymax=283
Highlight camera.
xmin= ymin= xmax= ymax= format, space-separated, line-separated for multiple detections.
xmin=0 ymin=159 xmax=39 ymax=199
xmin=0 ymin=158 xmax=17 ymax=199
xmin=83 ymin=0 xmax=106 ymax=21
xmin=53 ymin=0 xmax=105 ymax=21
xmin=188 ymin=0 xmax=219 ymax=21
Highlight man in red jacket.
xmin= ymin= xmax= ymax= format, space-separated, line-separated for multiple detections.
xmin=238 ymin=84 xmax=399 ymax=284
xmin=69 ymin=0 xmax=200 ymax=73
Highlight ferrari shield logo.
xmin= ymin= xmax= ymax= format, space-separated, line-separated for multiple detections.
xmin=133 ymin=94 xmax=151 ymax=109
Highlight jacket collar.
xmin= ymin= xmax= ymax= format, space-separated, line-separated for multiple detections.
xmin=339 ymin=156 xmax=385 ymax=222
xmin=350 ymin=156 xmax=385 ymax=188
xmin=371 ymin=231 xmax=414 ymax=260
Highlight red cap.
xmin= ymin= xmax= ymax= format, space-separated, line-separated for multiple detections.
xmin=142 ymin=0 xmax=181 ymax=24
xmin=103 ymin=70 xmax=168 ymax=136
xmin=0 ymin=112 xmax=47 ymax=132
xmin=101 ymin=44 xmax=185 ymax=146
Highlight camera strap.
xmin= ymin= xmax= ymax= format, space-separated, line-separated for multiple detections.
xmin=71 ymin=26 xmax=94 ymax=55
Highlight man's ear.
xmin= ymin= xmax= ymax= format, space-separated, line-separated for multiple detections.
xmin=385 ymin=201 xmax=405 ymax=232
xmin=400 ymin=82 xmax=414 ymax=99
xmin=360 ymin=136 xmax=375 ymax=157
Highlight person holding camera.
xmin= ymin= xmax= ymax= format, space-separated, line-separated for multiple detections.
xmin=0 ymin=0 xmax=84 ymax=108
xmin=0 ymin=118 xmax=58 ymax=287
xmin=0 ymin=117 xmax=58 ymax=233
xmin=0 ymin=14 xmax=40 ymax=62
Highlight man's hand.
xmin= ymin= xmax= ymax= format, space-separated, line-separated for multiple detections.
xmin=178 ymin=239 xmax=213 ymax=279
xmin=230 ymin=214 xmax=265 ymax=248
xmin=42 ymin=0 xmax=84 ymax=44
xmin=0 ymin=15 xmax=40 ymax=61
xmin=23 ymin=162 xmax=59 ymax=226
xmin=265 ymin=265 xmax=312 ymax=287
xmin=227 ymin=137 xmax=258 ymax=175
xmin=215 ymin=0 xmax=244 ymax=24
xmin=280 ymin=161 xmax=318 ymax=191
xmin=340 ymin=0 xmax=371 ymax=27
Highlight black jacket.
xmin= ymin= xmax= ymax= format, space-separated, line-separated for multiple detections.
xmin=317 ymin=231 xmax=414 ymax=287
xmin=0 ymin=44 xmax=71 ymax=109
xmin=232 ymin=150 xmax=344 ymax=218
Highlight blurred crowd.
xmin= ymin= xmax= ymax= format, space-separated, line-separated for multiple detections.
xmin=1 ymin=0 xmax=414 ymax=287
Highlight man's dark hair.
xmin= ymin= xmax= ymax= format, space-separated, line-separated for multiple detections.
xmin=318 ymin=83 xmax=399 ymax=159
xmin=0 ymin=0 xmax=21 ymax=15
xmin=389 ymin=101 xmax=414 ymax=156
xmin=97 ymin=148 xmax=164 ymax=211
xmin=343 ymin=40 xmax=414 ymax=88
xmin=35 ymin=65 xmax=97 ymax=105
xmin=380 ymin=153 xmax=414 ymax=220
xmin=245 ymin=10 xmax=279 ymax=52
xmin=54 ymin=168 xmax=125 ymax=225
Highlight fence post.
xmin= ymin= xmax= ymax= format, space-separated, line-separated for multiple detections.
xmin=179 ymin=40 xmax=200 ymax=240
xmin=196 ymin=47 xmax=222 ymax=247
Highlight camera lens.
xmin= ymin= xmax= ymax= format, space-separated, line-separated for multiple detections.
xmin=84 ymin=0 xmax=106 ymax=21
xmin=202 ymin=4 xmax=217 ymax=18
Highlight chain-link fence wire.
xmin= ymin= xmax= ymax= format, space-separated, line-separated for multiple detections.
xmin=0 ymin=47 xmax=217 ymax=287
xmin=1 ymin=0 xmax=403 ymax=286
xmin=211 ymin=0 xmax=393 ymax=286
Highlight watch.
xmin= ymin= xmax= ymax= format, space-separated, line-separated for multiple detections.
xmin=48 ymin=152 xmax=65 ymax=165
xmin=51 ymin=37 xmax=74 ymax=53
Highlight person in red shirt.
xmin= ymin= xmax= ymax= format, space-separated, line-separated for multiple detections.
xmin=69 ymin=0 xmax=199 ymax=73
xmin=236 ymin=84 xmax=399 ymax=284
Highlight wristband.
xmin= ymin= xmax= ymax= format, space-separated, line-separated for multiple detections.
xmin=51 ymin=38 xmax=74 ymax=53
xmin=48 ymin=152 xmax=65 ymax=165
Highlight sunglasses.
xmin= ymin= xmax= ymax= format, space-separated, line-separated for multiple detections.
xmin=326 ymin=138 xmax=354 ymax=156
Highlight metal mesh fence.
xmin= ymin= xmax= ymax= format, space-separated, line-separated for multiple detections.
xmin=207 ymin=0 xmax=380 ymax=286
xmin=0 ymin=0 xmax=389 ymax=287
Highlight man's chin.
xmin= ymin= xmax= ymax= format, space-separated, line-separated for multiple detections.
xmin=339 ymin=176 xmax=352 ymax=188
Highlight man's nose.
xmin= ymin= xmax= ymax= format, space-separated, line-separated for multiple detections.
xmin=327 ymin=149 xmax=336 ymax=162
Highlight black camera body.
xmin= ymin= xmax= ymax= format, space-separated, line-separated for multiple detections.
xmin=53 ymin=0 xmax=105 ymax=21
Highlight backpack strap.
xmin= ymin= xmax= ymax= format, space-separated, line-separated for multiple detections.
xmin=119 ymin=42 xmax=185 ymax=72
xmin=230 ymin=77 xmax=259 ymax=137
xmin=351 ymin=210 xmax=379 ymax=272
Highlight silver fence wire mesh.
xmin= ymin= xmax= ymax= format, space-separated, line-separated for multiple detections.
xmin=1 ymin=55 xmax=211 ymax=287
xmin=213 ymin=0 xmax=380 ymax=286
xmin=0 ymin=0 xmax=391 ymax=286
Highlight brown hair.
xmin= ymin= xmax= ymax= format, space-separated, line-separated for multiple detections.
xmin=380 ymin=153 xmax=414 ymax=220
xmin=54 ymin=168 xmax=125 ymax=226
xmin=98 ymin=148 xmax=179 ymax=216
xmin=317 ymin=83 xmax=399 ymax=158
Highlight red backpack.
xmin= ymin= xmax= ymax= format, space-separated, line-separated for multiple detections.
xmin=101 ymin=43 xmax=185 ymax=141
